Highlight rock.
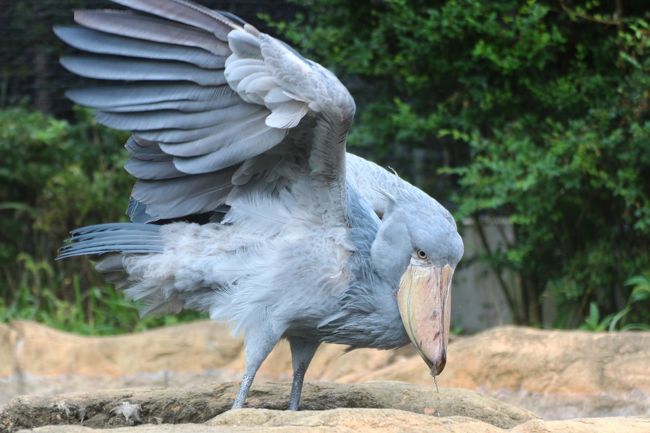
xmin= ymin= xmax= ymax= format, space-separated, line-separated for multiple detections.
xmin=0 ymin=324 xmax=17 ymax=378
xmin=354 ymin=326 xmax=650 ymax=418
xmin=0 ymin=381 xmax=536 ymax=432
xmin=0 ymin=321 xmax=246 ymax=405
xmin=512 ymin=417 xmax=650 ymax=433
xmin=343 ymin=326 xmax=650 ymax=395
xmin=211 ymin=411 xmax=650 ymax=433
xmin=4 ymin=322 xmax=650 ymax=395
xmin=0 ymin=321 xmax=416 ymax=408
xmin=1 ymin=321 xmax=242 ymax=377
xmin=259 ymin=339 xmax=416 ymax=383
xmin=13 ymin=411 xmax=650 ymax=433
xmin=2 ymin=322 xmax=650 ymax=419
xmin=208 ymin=408 xmax=503 ymax=433
xmin=0 ymin=320 xmax=409 ymax=385
xmin=443 ymin=327 xmax=650 ymax=396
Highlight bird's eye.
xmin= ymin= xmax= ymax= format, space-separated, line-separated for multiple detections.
xmin=416 ymin=250 xmax=428 ymax=260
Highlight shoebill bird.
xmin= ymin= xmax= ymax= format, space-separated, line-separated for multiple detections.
xmin=56 ymin=0 xmax=463 ymax=410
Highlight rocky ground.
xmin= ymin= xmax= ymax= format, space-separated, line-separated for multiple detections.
xmin=0 ymin=321 xmax=648 ymax=432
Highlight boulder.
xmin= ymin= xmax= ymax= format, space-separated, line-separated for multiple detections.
xmin=4 ymin=322 xmax=650 ymax=396
xmin=364 ymin=326 xmax=650 ymax=396
xmin=0 ymin=321 xmax=242 ymax=377
xmin=353 ymin=326 xmax=650 ymax=418
xmin=512 ymin=417 xmax=650 ymax=433
xmin=12 ymin=411 xmax=650 ymax=433
xmin=2 ymin=321 xmax=650 ymax=419
xmin=0 ymin=321 xmax=246 ymax=405
xmin=209 ymin=409 xmax=503 ymax=433
xmin=0 ymin=381 xmax=536 ymax=432
xmin=211 ymin=411 xmax=650 ymax=433
xmin=0 ymin=320 xmax=409 ymax=384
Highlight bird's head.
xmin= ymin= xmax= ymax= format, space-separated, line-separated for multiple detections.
xmin=371 ymin=195 xmax=463 ymax=376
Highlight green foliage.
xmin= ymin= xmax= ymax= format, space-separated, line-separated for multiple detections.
xmin=626 ymin=272 xmax=650 ymax=303
xmin=581 ymin=271 xmax=650 ymax=331
xmin=0 ymin=254 xmax=203 ymax=335
xmin=279 ymin=0 xmax=650 ymax=326
xmin=0 ymin=107 xmax=206 ymax=334
xmin=0 ymin=106 xmax=130 ymax=263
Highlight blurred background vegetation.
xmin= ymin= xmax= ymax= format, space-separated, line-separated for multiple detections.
xmin=0 ymin=0 xmax=648 ymax=334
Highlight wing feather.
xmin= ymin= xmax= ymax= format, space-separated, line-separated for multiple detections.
xmin=125 ymin=136 xmax=170 ymax=162
xmin=98 ymin=99 xmax=237 ymax=114
xmin=54 ymin=26 xmax=224 ymax=69
xmin=110 ymin=0 xmax=235 ymax=39
xmin=58 ymin=0 xmax=355 ymax=224
xmin=173 ymin=127 xmax=288 ymax=174
xmin=131 ymin=169 xmax=236 ymax=219
xmin=96 ymin=103 xmax=258 ymax=131
xmin=126 ymin=159 xmax=184 ymax=180
xmin=158 ymin=110 xmax=268 ymax=156
xmin=66 ymin=84 xmax=228 ymax=108
xmin=74 ymin=9 xmax=229 ymax=56
xmin=265 ymin=101 xmax=310 ymax=129
xmin=60 ymin=56 xmax=225 ymax=86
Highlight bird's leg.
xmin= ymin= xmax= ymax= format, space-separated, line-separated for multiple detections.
xmin=232 ymin=328 xmax=280 ymax=409
xmin=288 ymin=338 xmax=319 ymax=411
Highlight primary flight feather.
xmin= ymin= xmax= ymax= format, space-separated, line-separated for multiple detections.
xmin=56 ymin=0 xmax=463 ymax=410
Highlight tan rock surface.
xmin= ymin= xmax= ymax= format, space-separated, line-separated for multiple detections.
xmin=212 ymin=411 xmax=650 ymax=433
xmin=15 ymin=411 xmax=650 ymax=433
xmin=2 ymin=321 xmax=242 ymax=377
xmin=0 ymin=321 xmax=415 ymax=406
xmin=11 ymin=410 xmax=507 ymax=433
xmin=0 ymin=320 xmax=415 ymax=382
xmin=355 ymin=326 xmax=650 ymax=418
xmin=343 ymin=326 xmax=650 ymax=396
xmin=208 ymin=409 xmax=503 ymax=433
xmin=443 ymin=327 xmax=650 ymax=396
xmin=512 ymin=417 xmax=650 ymax=433
xmin=0 ymin=324 xmax=17 ymax=378
xmin=4 ymin=322 xmax=649 ymax=395
xmin=2 ymin=321 xmax=650 ymax=419
xmin=0 ymin=382 xmax=535 ymax=432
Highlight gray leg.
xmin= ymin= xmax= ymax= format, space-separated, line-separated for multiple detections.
xmin=232 ymin=328 xmax=280 ymax=409
xmin=288 ymin=338 xmax=319 ymax=411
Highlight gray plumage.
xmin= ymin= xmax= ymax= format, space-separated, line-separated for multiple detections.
xmin=56 ymin=0 xmax=463 ymax=411
xmin=54 ymin=26 xmax=225 ymax=69
xmin=73 ymin=9 xmax=230 ymax=54
xmin=60 ymin=56 xmax=226 ymax=85
xmin=66 ymin=84 xmax=230 ymax=109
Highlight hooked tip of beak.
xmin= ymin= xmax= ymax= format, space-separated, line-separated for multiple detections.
xmin=417 ymin=342 xmax=446 ymax=376
xmin=430 ymin=350 xmax=447 ymax=376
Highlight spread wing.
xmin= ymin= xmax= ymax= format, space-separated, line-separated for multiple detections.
xmin=56 ymin=0 xmax=355 ymax=224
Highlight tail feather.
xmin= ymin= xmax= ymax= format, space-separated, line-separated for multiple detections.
xmin=58 ymin=223 xmax=164 ymax=259
xmin=70 ymin=222 xmax=161 ymax=235
xmin=58 ymin=222 xmax=218 ymax=318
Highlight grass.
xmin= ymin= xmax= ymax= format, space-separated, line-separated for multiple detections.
xmin=0 ymin=253 xmax=206 ymax=336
